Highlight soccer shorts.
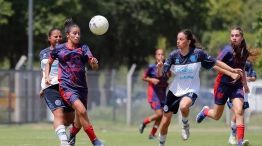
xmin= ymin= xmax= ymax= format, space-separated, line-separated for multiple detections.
xmin=214 ymin=83 xmax=244 ymax=105
xmin=163 ymin=91 xmax=197 ymax=114
xmin=43 ymin=84 xmax=74 ymax=112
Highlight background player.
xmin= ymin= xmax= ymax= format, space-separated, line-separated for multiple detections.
xmin=139 ymin=48 xmax=171 ymax=139
xmin=196 ymin=26 xmax=250 ymax=146
xmin=156 ymin=29 xmax=242 ymax=146
xmin=39 ymin=28 xmax=75 ymax=146
xmin=227 ymin=58 xmax=257 ymax=145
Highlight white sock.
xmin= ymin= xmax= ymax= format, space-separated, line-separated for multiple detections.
xmin=182 ymin=116 xmax=188 ymax=124
xmin=159 ymin=134 xmax=167 ymax=146
xmin=230 ymin=121 xmax=236 ymax=137
xmin=55 ymin=125 xmax=68 ymax=142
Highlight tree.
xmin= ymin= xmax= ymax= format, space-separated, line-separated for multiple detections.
xmin=0 ymin=0 xmax=13 ymax=24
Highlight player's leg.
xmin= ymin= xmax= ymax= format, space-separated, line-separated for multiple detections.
xmin=52 ymin=108 xmax=70 ymax=146
xmin=149 ymin=109 xmax=162 ymax=139
xmin=228 ymin=112 xmax=237 ymax=145
xmin=72 ymin=99 xmax=104 ymax=146
xmin=43 ymin=86 xmax=70 ymax=146
xmin=179 ymin=96 xmax=193 ymax=140
xmin=196 ymin=84 xmax=228 ymax=123
xmin=232 ymin=97 xmax=246 ymax=146
xmin=158 ymin=112 xmax=173 ymax=146
xmin=158 ymin=91 xmax=179 ymax=146
xmin=63 ymin=106 xmax=79 ymax=146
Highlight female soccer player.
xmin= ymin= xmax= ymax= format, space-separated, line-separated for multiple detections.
xmin=139 ymin=48 xmax=171 ymax=139
xmin=156 ymin=29 xmax=242 ymax=146
xmin=227 ymin=59 xmax=257 ymax=145
xmin=196 ymin=26 xmax=249 ymax=146
xmin=45 ymin=18 xmax=104 ymax=146
xmin=39 ymin=28 xmax=75 ymax=146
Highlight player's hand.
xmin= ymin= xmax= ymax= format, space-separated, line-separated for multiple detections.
xmin=45 ymin=76 xmax=52 ymax=85
xmin=150 ymin=78 xmax=160 ymax=85
xmin=232 ymin=68 xmax=243 ymax=77
xmin=156 ymin=61 xmax=163 ymax=69
xmin=230 ymin=72 xmax=241 ymax=80
xmin=244 ymin=84 xmax=250 ymax=93
xmin=39 ymin=90 xmax=44 ymax=98
xmin=89 ymin=57 xmax=99 ymax=70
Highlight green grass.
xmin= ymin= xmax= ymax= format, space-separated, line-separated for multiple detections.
xmin=0 ymin=121 xmax=262 ymax=146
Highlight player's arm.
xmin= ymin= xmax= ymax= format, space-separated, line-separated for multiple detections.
xmin=213 ymin=65 xmax=240 ymax=80
xmin=242 ymin=70 xmax=250 ymax=93
xmin=45 ymin=58 xmax=54 ymax=85
xmin=215 ymin=60 xmax=243 ymax=78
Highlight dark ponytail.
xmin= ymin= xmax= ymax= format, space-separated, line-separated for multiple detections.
xmin=180 ymin=29 xmax=202 ymax=49
xmin=64 ymin=18 xmax=79 ymax=34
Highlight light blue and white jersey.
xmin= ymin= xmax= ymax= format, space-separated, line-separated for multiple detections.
xmin=39 ymin=47 xmax=59 ymax=90
xmin=163 ymin=48 xmax=216 ymax=96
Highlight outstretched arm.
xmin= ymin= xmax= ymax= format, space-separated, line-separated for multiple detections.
xmin=213 ymin=65 xmax=240 ymax=80
xmin=44 ymin=59 xmax=54 ymax=85
xmin=215 ymin=60 xmax=243 ymax=77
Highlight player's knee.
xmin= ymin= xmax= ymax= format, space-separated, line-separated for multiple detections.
xmin=77 ymin=109 xmax=87 ymax=117
xmin=179 ymin=105 xmax=189 ymax=112
xmin=213 ymin=113 xmax=222 ymax=120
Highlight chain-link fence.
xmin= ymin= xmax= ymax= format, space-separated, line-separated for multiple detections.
xmin=0 ymin=69 xmax=261 ymax=129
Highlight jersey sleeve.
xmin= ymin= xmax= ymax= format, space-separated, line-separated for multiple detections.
xmin=82 ymin=44 xmax=93 ymax=59
xmin=217 ymin=46 xmax=231 ymax=62
xmin=49 ymin=47 xmax=59 ymax=61
xmin=199 ymin=50 xmax=216 ymax=70
xmin=163 ymin=51 xmax=175 ymax=74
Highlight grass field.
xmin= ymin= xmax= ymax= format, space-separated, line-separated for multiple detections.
xmin=0 ymin=121 xmax=262 ymax=146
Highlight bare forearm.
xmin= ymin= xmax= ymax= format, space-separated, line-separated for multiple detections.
xmin=215 ymin=60 xmax=233 ymax=72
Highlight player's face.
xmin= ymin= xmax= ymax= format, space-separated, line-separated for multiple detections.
xmin=177 ymin=32 xmax=190 ymax=50
xmin=67 ymin=26 xmax=81 ymax=45
xmin=48 ymin=30 xmax=62 ymax=46
xmin=155 ymin=49 xmax=164 ymax=62
xmin=230 ymin=29 xmax=243 ymax=46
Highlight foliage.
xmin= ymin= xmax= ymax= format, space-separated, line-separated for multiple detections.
xmin=0 ymin=0 xmax=13 ymax=24
xmin=0 ymin=0 xmax=261 ymax=78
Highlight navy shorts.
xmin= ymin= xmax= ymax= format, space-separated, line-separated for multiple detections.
xmin=214 ymin=83 xmax=244 ymax=105
xmin=43 ymin=84 xmax=74 ymax=112
xmin=163 ymin=91 xmax=198 ymax=114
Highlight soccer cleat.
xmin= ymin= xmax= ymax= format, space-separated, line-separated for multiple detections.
xmin=239 ymin=140 xmax=249 ymax=146
xmin=159 ymin=140 xmax=165 ymax=146
xmin=228 ymin=135 xmax=237 ymax=145
xmin=196 ymin=106 xmax=209 ymax=123
xmin=68 ymin=134 xmax=76 ymax=146
xmin=181 ymin=123 xmax=190 ymax=140
xmin=148 ymin=134 xmax=157 ymax=140
xmin=92 ymin=139 xmax=105 ymax=146
xmin=139 ymin=122 xmax=146 ymax=134
xmin=60 ymin=140 xmax=71 ymax=146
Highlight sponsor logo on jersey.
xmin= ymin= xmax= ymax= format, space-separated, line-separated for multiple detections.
xmin=175 ymin=58 xmax=180 ymax=64
xmin=190 ymin=55 xmax=197 ymax=62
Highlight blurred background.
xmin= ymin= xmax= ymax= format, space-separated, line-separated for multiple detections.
xmin=0 ymin=0 xmax=261 ymax=128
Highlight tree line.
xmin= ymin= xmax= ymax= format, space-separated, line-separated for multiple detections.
xmin=0 ymin=0 xmax=261 ymax=76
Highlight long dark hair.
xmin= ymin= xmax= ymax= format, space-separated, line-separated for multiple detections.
xmin=64 ymin=18 xmax=79 ymax=34
xmin=180 ymin=29 xmax=203 ymax=49
xmin=231 ymin=26 xmax=249 ymax=65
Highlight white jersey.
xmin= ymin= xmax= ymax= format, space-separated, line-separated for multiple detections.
xmin=163 ymin=48 xmax=216 ymax=97
xmin=39 ymin=48 xmax=59 ymax=90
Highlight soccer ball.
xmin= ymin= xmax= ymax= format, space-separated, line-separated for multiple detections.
xmin=89 ymin=15 xmax=109 ymax=35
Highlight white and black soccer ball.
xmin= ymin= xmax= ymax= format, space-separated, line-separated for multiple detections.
xmin=89 ymin=15 xmax=109 ymax=35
